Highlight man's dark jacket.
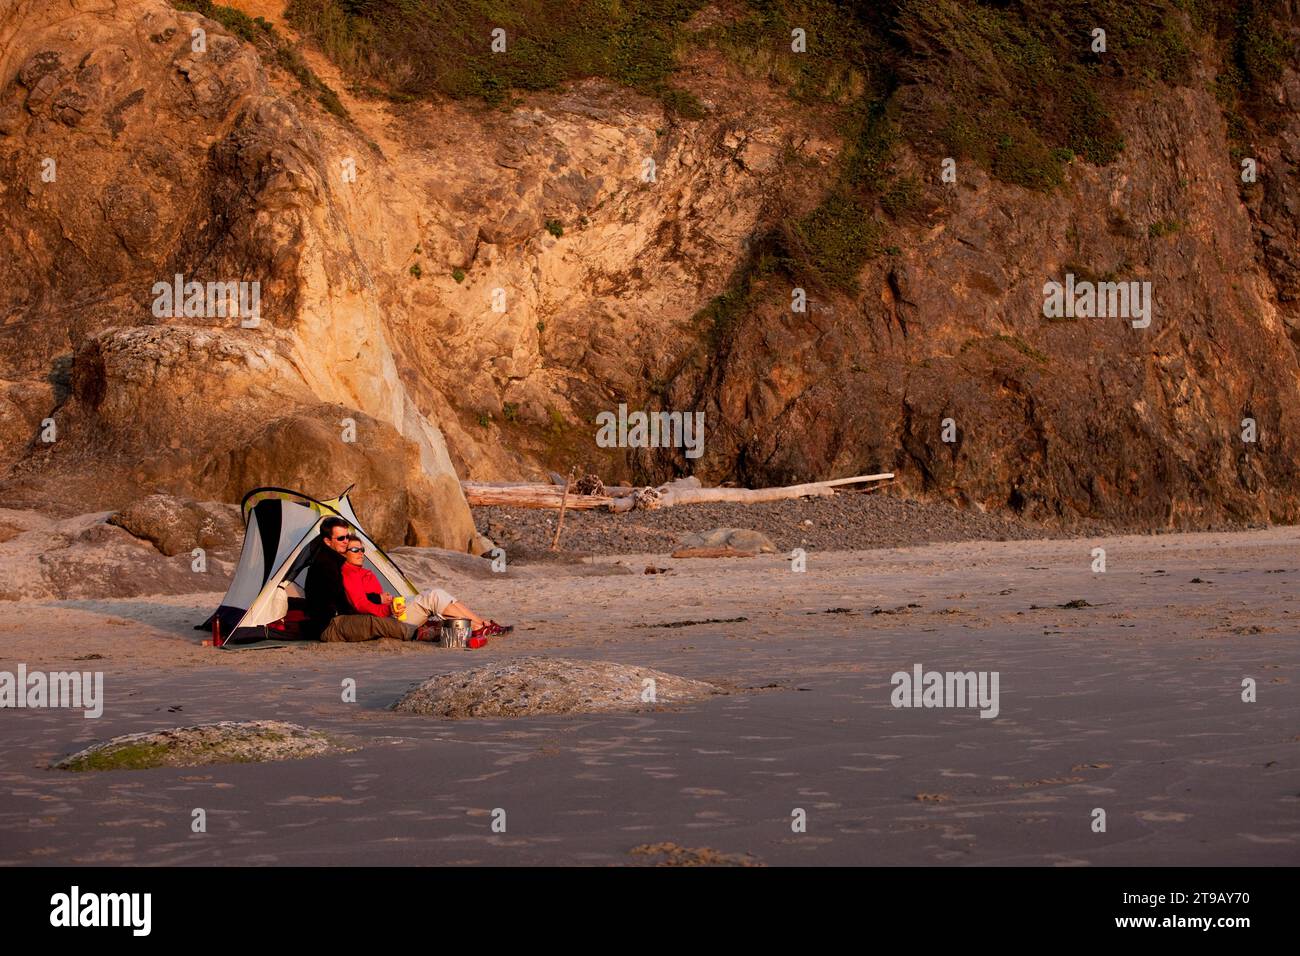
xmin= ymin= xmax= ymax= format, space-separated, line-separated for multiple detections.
xmin=303 ymin=540 xmax=350 ymax=640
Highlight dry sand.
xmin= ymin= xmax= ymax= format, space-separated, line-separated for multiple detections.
xmin=0 ymin=527 xmax=1296 ymax=865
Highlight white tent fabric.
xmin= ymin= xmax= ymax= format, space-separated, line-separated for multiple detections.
xmin=201 ymin=487 xmax=417 ymax=645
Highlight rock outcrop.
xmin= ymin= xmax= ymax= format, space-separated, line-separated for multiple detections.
xmin=393 ymin=657 xmax=723 ymax=718
xmin=53 ymin=721 xmax=357 ymax=771
xmin=657 ymin=73 xmax=1300 ymax=528
xmin=0 ymin=0 xmax=1297 ymax=537
xmin=107 ymin=493 xmax=240 ymax=557
xmin=0 ymin=508 xmax=236 ymax=601
xmin=0 ymin=0 xmax=475 ymax=549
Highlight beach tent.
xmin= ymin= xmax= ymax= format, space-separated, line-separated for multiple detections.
xmin=199 ymin=486 xmax=417 ymax=645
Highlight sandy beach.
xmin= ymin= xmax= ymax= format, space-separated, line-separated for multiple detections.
xmin=1 ymin=527 xmax=1296 ymax=866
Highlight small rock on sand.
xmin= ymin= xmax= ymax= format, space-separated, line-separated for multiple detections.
xmin=53 ymin=720 xmax=356 ymax=771
xmin=629 ymin=842 xmax=762 ymax=867
xmin=676 ymin=527 xmax=776 ymax=554
xmin=392 ymin=657 xmax=723 ymax=719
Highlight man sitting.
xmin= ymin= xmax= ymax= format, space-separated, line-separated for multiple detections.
xmin=304 ymin=517 xmax=413 ymax=642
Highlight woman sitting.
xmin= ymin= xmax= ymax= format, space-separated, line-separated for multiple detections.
xmin=341 ymin=540 xmax=512 ymax=640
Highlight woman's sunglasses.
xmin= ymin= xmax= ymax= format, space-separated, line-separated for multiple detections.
xmin=346 ymin=546 xmax=365 ymax=554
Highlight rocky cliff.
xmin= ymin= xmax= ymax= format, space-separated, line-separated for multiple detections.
xmin=0 ymin=0 xmax=476 ymax=547
xmin=1 ymin=0 xmax=1297 ymax=538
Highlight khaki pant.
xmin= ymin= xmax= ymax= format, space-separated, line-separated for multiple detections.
xmin=316 ymin=588 xmax=458 ymax=642
xmin=319 ymin=614 xmax=415 ymax=643
xmin=399 ymin=588 xmax=457 ymax=627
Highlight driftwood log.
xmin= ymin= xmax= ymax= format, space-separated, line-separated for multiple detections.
xmin=550 ymin=469 xmax=575 ymax=550
xmin=462 ymin=473 xmax=894 ymax=512
xmin=460 ymin=484 xmax=616 ymax=509
xmin=606 ymin=473 xmax=894 ymax=512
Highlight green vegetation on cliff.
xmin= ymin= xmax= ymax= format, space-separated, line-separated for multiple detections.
xmin=173 ymin=0 xmax=350 ymax=118
xmin=285 ymin=0 xmax=709 ymax=115
xmin=283 ymin=1 xmax=1289 ymax=269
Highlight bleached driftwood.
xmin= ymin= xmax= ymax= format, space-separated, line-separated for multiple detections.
xmin=461 ymin=478 xmax=643 ymax=505
xmin=607 ymin=473 xmax=894 ymax=512
xmin=461 ymin=483 xmax=615 ymax=509
xmin=462 ymin=472 xmax=894 ymax=512
xmin=550 ymin=469 xmax=574 ymax=550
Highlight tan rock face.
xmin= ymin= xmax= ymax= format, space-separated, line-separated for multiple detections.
xmin=0 ymin=0 xmax=474 ymax=548
xmin=362 ymin=70 xmax=829 ymax=484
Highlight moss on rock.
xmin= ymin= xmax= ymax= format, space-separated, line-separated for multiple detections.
xmin=53 ymin=721 xmax=357 ymax=772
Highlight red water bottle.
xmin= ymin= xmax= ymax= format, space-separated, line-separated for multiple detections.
xmin=212 ymin=619 xmax=223 ymax=648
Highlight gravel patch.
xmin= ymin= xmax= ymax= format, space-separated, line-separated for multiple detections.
xmin=477 ymin=492 xmax=1056 ymax=557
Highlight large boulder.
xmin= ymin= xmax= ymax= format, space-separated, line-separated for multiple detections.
xmin=197 ymin=403 xmax=475 ymax=549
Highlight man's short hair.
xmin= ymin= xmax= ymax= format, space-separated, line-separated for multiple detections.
xmin=320 ymin=516 xmax=350 ymax=539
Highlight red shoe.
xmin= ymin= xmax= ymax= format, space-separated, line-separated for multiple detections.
xmin=478 ymin=620 xmax=513 ymax=636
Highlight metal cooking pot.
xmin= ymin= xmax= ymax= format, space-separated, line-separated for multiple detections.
xmin=439 ymin=618 xmax=474 ymax=648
